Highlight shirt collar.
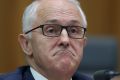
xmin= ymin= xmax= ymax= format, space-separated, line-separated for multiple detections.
xmin=30 ymin=67 xmax=48 ymax=80
xmin=30 ymin=67 xmax=72 ymax=80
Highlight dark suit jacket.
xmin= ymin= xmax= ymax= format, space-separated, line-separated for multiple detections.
xmin=0 ymin=66 xmax=92 ymax=80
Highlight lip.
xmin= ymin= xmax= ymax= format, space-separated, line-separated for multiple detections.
xmin=53 ymin=50 xmax=75 ymax=57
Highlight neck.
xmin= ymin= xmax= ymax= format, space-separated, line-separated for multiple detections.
xmin=29 ymin=59 xmax=75 ymax=80
xmin=30 ymin=64 xmax=73 ymax=80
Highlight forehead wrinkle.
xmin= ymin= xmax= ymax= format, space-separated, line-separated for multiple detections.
xmin=36 ymin=0 xmax=81 ymax=17
xmin=37 ymin=6 xmax=81 ymax=20
xmin=44 ymin=19 xmax=83 ymax=26
xmin=37 ymin=3 xmax=79 ymax=15
xmin=37 ymin=10 xmax=83 ymax=26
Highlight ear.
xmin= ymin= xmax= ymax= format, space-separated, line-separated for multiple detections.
xmin=18 ymin=34 xmax=33 ymax=56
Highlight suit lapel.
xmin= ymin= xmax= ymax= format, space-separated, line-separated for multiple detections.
xmin=22 ymin=66 xmax=35 ymax=80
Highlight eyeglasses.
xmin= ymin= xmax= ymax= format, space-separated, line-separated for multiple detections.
xmin=25 ymin=24 xmax=86 ymax=39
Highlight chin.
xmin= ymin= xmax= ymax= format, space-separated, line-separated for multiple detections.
xmin=54 ymin=59 xmax=79 ymax=74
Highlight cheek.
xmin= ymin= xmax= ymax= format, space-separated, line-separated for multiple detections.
xmin=31 ymin=36 xmax=49 ymax=59
xmin=71 ymin=40 xmax=85 ymax=54
xmin=44 ymin=37 xmax=59 ymax=52
xmin=75 ymin=40 xmax=84 ymax=61
xmin=32 ymin=37 xmax=57 ymax=58
xmin=31 ymin=38 xmax=53 ymax=67
xmin=70 ymin=40 xmax=85 ymax=64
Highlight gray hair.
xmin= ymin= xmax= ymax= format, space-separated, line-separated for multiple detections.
xmin=22 ymin=1 xmax=40 ymax=33
xmin=22 ymin=0 xmax=87 ymax=34
xmin=69 ymin=0 xmax=87 ymax=27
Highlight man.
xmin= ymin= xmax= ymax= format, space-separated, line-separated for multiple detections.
xmin=0 ymin=0 xmax=92 ymax=80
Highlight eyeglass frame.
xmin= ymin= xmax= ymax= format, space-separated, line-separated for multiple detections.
xmin=25 ymin=24 xmax=87 ymax=39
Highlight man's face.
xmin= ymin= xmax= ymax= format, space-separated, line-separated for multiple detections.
xmin=29 ymin=0 xmax=86 ymax=75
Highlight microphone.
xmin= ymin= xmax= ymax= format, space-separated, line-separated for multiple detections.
xmin=93 ymin=70 xmax=120 ymax=80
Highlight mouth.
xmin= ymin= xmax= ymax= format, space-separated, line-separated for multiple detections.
xmin=53 ymin=50 xmax=75 ymax=57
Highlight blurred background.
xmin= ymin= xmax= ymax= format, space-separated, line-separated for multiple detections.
xmin=0 ymin=0 xmax=120 ymax=79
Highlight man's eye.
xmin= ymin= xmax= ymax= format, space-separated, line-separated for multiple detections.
xmin=46 ymin=27 xmax=56 ymax=33
xmin=70 ymin=27 xmax=79 ymax=33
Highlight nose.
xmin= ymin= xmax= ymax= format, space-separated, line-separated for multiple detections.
xmin=58 ymin=29 xmax=70 ymax=48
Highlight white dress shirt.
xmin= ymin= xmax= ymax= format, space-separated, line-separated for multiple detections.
xmin=30 ymin=67 xmax=72 ymax=80
xmin=30 ymin=67 xmax=47 ymax=80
